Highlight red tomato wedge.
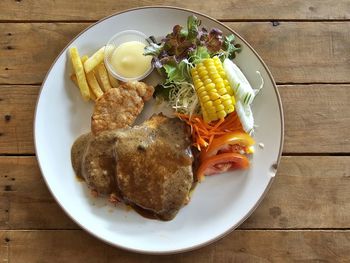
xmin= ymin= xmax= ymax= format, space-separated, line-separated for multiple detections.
xmin=196 ymin=153 xmax=250 ymax=181
xmin=200 ymin=132 xmax=255 ymax=160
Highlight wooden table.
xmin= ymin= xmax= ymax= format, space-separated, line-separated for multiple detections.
xmin=1 ymin=1 xmax=350 ymax=261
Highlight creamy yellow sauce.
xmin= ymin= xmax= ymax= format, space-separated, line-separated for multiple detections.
xmin=110 ymin=41 xmax=152 ymax=78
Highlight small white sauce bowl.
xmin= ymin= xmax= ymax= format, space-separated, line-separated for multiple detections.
xmin=104 ymin=30 xmax=154 ymax=82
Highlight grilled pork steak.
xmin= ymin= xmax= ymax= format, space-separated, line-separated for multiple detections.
xmin=71 ymin=131 xmax=118 ymax=196
xmin=114 ymin=115 xmax=194 ymax=220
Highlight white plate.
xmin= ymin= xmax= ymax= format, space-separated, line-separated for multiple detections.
xmin=34 ymin=6 xmax=284 ymax=254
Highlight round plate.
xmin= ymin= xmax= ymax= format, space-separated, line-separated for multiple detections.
xmin=34 ymin=6 xmax=284 ymax=254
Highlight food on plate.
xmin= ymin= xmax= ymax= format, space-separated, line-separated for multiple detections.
xmin=223 ymin=59 xmax=263 ymax=133
xmin=95 ymin=62 xmax=112 ymax=91
xmin=69 ymin=47 xmax=90 ymax=100
xmin=84 ymin=46 xmax=105 ymax=73
xmin=71 ymin=133 xmax=92 ymax=180
xmin=191 ymin=56 xmax=235 ymax=122
xmin=71 ymin=114 xmax=194 ymax=220
xmin=82 ymin=56 xmax=104 ymax=99
xmin=69 ymin=46 xmax=120 ymax=101
xmin=145 ymin=15 xmax=263 ymax=180
xmin=81 ymin=131 xmax=119 ymax=195
xmin=69 ymin=14 xmax=264 ymax=220
xmin=71 ymin=131 xmax=119 ymax=195
xmin=114 ymin=114 xmax=194 ymax=220
xmin=108 ymin=41 xmax=152 ymax=79
xmin=91 ymin=81 xmax=154 ymax=135
xmin=108 ymin=71 xmax=120 ymax=88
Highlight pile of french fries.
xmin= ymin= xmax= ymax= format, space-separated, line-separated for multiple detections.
xmin=69 ymin=46 xmax=119 ymax=101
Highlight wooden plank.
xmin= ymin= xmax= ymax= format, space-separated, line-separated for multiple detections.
xmin=1 ymin=22 xmax=350 ymax=84
xmin=0 ymin=86 xmax=37 ymax=154
xmin=1 ymin=230 xmax=350 ymax=261
xmin=1 ymin=84 xmax=349 ymax=154
xmin=0 ymin=0 xmax=349 ymax=21
xmin=280 ymin=85 xmax=350 ymax=153
xmin=1 ymin=156 xmax=349 ymax=230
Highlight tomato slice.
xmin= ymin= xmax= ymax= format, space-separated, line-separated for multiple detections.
xmin=196 ymin=153 xmax=250 ymax=180
xmin=201 ymin=132 xmax=254 ymax=160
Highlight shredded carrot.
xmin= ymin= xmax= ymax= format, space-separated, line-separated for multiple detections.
xmin=177 ymin=112 xmax=243 ymax=151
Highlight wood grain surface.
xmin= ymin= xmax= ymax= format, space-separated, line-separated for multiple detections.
xmin=1 ymin=230 xmax=349 ymax=262
xmin=1 ymin=0 xmax=349 ymax=21
xmin=1 ymin=1 xmax=350 ymax=261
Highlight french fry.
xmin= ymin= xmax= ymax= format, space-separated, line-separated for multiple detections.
xmin=83 ymin=46 xmax=105 ymax=73
xmin=108 ymin=71 xmax=119 ymax=88
xmin=82 ymin=55 xmax=104 ymax=99
xmin=69 ymin=47 xmax=90 ymax=101
xmin=81 ymin=55 xmax=89 ymax=63
xmin=70 ymin=73 xmax=97 ymax=100
xmin=95 ymin=62 xmax=112 ymax=91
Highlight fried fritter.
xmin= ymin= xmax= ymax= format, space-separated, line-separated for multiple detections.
xmin=91 ymin=81 xmax=154 ymax=135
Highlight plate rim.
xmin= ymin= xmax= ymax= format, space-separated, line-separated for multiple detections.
xmin=33 ymin=5 xmax=284 ymax=255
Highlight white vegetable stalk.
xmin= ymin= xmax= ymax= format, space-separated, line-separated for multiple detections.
xmin=223 ymin=59 xmax=255 ymax=105
xmin=235 ymin=101 xmax=254 ymax=134
xmin=223 ymin=59 xmax=264 ymax=134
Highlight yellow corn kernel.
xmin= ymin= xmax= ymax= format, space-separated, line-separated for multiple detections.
xmin=198 ymin=66 xmax=206 ymax=72
xmin=193 ymin=76 xmax=200 ymax=83
xmin=216 ymin=104 xmax=225 ymax=112
xmin=202 ymin=95 xmax=210 ymax=102
xmin=216 ymin=82 xmax=225 ymax=90
xmin=205 ymin=83 xmax=216 ymax=91
xmin=231 ymin=96 xmax=236 ymax=105
xmin=217 ymin=110 xmax=227 ymax=119
xmin=204 ymin=101 xmax=213 ymax=108
xmin=213 ymin=99 xmax=222 ymax=106
xmin=203 ymin=79 xmax=212 ymax=85
xmin=211 ymin=73 xmax=221 ymax=80
xmin=207 ymin=107 xmax=216 ymax=114
xmin=198 ymin=70 xmax=208 ymax=78
xmin=213 ymin=79 xmax=224 ymax=86
xmin=227 ymin=105 xmax=235 ymax=113
xmin=227 ymin=87 xmax=234 ymax=96
xmin=221 ymin=94 xmax=231 ymax=101
xmin=223 ymin=99 xmax=232 ymax=107
xmin=194 ymin=80 xmax=203 ymax=89
xmin=199 ymin=91 xmax=208 ymax=97
xmin=219 ymin=70 xmax=226 ymax=77
xmin=218 ymin=87 xmax=227 ymax=95
xmin=197 ymin=86 xmax=206 ymax=94
xmin=210 ymin=92 xmax=219 ymax=100
xmin=207 ymin=65 xmax=216 ymax=72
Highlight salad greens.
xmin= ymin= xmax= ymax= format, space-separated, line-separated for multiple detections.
xmin=144 ymin=15 xmax=241 ymax=115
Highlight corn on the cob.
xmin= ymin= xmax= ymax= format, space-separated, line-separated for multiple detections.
xmin=191 ymin=56 xmax=235 ymax=122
